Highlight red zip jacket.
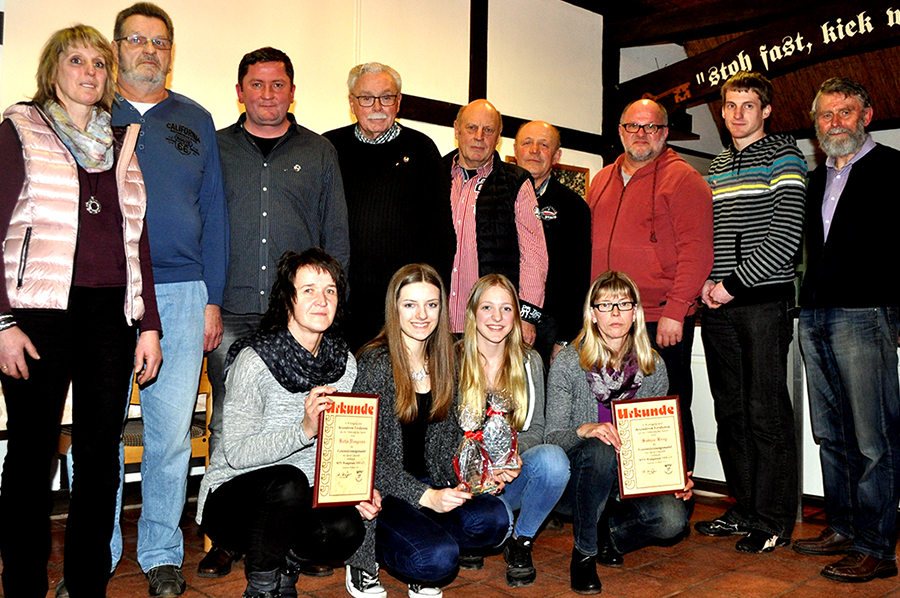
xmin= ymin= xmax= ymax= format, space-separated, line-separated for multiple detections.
xmin=587 ymin=148 xmax=713 ymax=323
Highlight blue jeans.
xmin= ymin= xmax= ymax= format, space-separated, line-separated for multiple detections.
xmin=555 ymin=438 xmax=619 ymax=556
xmin=499 ymin=444 xmax=570 ymax=538
xmin=799 ymin=307 xmax=900 ymax=561
xmin=701 ymin=301 xmax=798 ymax=537
xmin=554 ymin=438 xmax=688 ymax=556
xmin=136 ymin=281 xmax=208 ymax=571
xmin=376 ymin=494 xmax=509 ymax=584
xmin=607 ymin=491 xmax=688 ymax=554
xmin=206 ymin=310 xmax=262 ymax=458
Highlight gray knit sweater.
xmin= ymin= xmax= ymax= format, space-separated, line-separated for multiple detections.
xmin=196 ymin=347 xmax=357 ymax=523
xmin=545 ymin=345 xmax=668 ymax=452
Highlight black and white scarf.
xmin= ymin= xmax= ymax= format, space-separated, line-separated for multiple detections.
xmin=225 ymin=328 xmax=349 ymax=394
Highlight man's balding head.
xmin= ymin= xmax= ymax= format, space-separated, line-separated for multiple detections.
xmin=454 ymin=99 xmax=502 ymax=169
xmin=514 ymin=120 xmax=562 ymax=187
xmin=618 ymin=99 xmax=669 ymax=170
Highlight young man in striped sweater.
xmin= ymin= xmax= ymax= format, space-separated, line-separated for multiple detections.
xmin=695 ymin=71 xmax=807 ymax=554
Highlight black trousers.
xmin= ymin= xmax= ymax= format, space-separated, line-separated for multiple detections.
xmin=0 ymin=287 xmax=136 ymax=598
xmin=646 ymin=314 xmax=697 ymax=470
xmin=201 ymin=465 xmax=365 ymax=574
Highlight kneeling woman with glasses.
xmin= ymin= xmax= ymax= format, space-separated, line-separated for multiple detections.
xmin=545 ymin=271 xmax=692 ymax=595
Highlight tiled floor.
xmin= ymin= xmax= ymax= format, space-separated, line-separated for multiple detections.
xmin=9 ymin=488 xmax=900 ymax=598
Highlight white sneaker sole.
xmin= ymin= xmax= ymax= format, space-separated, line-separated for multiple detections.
xmin=408 ymin=585 xmax=442 ymax=598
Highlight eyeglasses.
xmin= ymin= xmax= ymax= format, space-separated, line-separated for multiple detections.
xmin=353 ymin=94 xmax=398 ymax=107
xmin=115 ymin=35 xmax=172 ymax=50
xmin=619 ymin=123 xmax=667 ymax=135
xmin=591 ymin=301 xmax=636 ymax=312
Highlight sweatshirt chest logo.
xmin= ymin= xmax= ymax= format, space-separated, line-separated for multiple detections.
xmin=165 ymin=123 xmax=201 ymax=156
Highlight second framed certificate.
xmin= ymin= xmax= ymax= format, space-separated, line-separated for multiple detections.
xmin=612 ymin=395 xmax=686 ymax=499
xmin=313 ymin=392 xmax=379 ymax=508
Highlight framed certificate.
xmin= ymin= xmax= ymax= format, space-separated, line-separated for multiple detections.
xmin=313 ymin=392 xmax=379 ymax=507
xmin=612 ymin=395 xmax=687 ymax=499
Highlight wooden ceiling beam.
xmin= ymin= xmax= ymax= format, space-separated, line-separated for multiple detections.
xmin=615 ymin=0 xmax=900 ymax=112
xmin=610 ymin=0 xmax=820 ymax=47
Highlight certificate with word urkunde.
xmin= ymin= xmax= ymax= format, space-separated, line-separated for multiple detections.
xmin=314 ymin=392 xmax=379 ymax=507
xmin=612 ymin=395 xmax=687 ymax=499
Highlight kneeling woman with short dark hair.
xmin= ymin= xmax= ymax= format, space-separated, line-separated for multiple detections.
xmin=546 ymin=271 xmax=692 ymax=595
xmin=197 ymin=249 xmax=380 ymax=598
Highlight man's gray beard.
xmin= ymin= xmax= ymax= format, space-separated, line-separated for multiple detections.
xmin=625 ymin=146 xmax=654 ymax=163
xmin=119 ymin=65 xmax=166 ymax=90
xmin=817 ymin=121 xmax=866 ymax=158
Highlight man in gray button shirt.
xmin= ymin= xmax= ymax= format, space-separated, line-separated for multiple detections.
xmin=201 ymin=46 xmax=349 ymax=578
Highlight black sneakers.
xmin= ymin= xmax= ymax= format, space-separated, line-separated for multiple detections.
xmin=695 ymin=516 xmax=751 ymax=537
xmin=735 ymin=531 xmax=791 ymax=553
xmin=503 ymin=535 xmax=536 ymax=587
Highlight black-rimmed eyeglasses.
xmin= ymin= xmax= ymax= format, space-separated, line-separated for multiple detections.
xmin=591 ymin=301 xmax=636 ymax=312
xmin=619 ymin=123 xmax=667 ymax=135
xmin=353 ymin=94 xmax=399 ymax=107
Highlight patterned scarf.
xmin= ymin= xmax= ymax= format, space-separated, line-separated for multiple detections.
xmin=44 ymin=101 xmax=113 ymax=172
xmin=585 ymin=353 xmax=643 ymax=409
xmin=225 ymin=327 xmax=349 ymax=394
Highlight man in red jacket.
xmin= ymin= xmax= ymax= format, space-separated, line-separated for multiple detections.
xmin=587 ymin=99 xmax=713 ymax=471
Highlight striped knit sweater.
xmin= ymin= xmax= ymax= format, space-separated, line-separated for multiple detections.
xmin=706 ymin=133 xmax=807 ymax=304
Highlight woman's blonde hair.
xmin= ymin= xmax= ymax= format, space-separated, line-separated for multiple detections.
xmin=34 ymin=25 xmax=118 ymax=114
xmin=574 ymin=271 xmax=656 ymax=374
xmin=358 ymin=264 xmax=455 ymax=424
xmin=459 ymin=275 xmax=527 ymax=430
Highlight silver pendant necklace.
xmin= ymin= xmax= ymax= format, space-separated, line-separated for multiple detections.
xmin=85 ymin=172 xmax=101 ymax=214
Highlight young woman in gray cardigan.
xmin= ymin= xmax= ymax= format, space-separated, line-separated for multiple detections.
xmin=349 ymin=264 xmax=510 ymax=598
xmin=545 ymin=271 xmax=693 ymax=595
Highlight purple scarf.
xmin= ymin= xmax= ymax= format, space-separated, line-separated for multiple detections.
xmin=585 ymin=354 xmax=643 ymax=423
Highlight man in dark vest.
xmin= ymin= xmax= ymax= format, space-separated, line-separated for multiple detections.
xmin=513 ymin=120 xmax=590 ymax=367
xmin=444 ymin=100 xmax=548 ymax=343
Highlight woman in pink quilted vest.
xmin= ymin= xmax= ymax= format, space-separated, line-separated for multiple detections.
xmin=0 ymin=24 xmax=161 ymax=598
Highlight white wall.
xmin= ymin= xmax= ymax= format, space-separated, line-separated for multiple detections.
xmin=0 ymin=0 xmax=607 ymax=479
xmin=0 ymin=0 xmax=605 ymax=177
xmin=489 ymin=0 xmax=605 ymax=176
